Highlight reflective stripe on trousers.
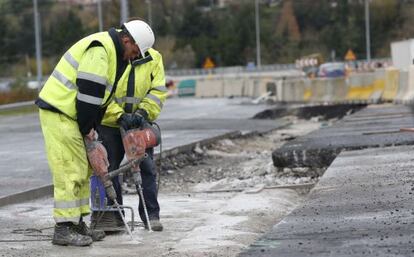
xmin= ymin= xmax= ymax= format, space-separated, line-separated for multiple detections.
xmin=38 ymin=109 xmax=92 ymax=223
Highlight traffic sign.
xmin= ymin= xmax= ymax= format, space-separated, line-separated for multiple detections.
xmin=203 ymin=57 xmax=215 ymax=69
xmin=345 ymin=49 xmax=356 ymax=61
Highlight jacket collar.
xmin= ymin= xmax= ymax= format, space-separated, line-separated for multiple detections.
xmin=131 ymin=52 xmax=153 ymax=66
xmin=108 ymin=28 xmax=125 ymax=61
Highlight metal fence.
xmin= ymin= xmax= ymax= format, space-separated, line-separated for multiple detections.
xmin=165 ymin=58 xmax=392 ymax=77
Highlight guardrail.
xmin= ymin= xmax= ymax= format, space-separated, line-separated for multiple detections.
xmin=166 ymin=58 xmax=391 ymax=77
xmin=166 ymin=63 xmax=297 ymax=77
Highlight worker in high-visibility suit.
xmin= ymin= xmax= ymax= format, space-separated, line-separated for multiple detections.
xmin=36 ymin=20 xmax=155 ymax=246
xmin=92 ymin=43 xmax=167 ymax=231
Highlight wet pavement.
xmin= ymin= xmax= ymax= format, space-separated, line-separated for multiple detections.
xmin=0 ymin=98 xmax=288 ymax=205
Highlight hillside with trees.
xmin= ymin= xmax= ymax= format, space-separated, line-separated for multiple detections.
xmin=0 ymin=0 xmax=413 ymax=78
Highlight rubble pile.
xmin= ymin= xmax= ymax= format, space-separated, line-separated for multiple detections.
xmin=158 ymin=119 xmax=326 ymax=193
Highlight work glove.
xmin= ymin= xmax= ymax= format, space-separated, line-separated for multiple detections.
xmin=84 ymin=129 xmax=109 ymax=178
xmin=117 ymin=113 xmax=144 ymax=130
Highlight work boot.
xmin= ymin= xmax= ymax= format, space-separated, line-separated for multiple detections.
xmin=144 ymin=219 xmax=163 ymax=231
xmin=74 ymin=221 xmax=106 ymax=241
xmin=52 ymin=223 xmax=93 ymax=246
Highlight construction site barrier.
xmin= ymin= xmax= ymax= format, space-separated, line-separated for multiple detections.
xmin=371 ymin=69 xmax=386 ymax=103
xmin=177 ymin=79 xmax=196 ymax=97
xmin=381 ymin=67 xmax=400 ymax=102
xmin=394 ymin=70 xmax=408 ymax=104
xmin=222 ymin=77 xmax=245 ymax=97
xmin=173 ymin=65 xmax=414 ymax=105
xmin=309 ymin=77 xmax=346 ymax=103
xmin=195 ymin=77 xmax=223 ymax=97
xmin=345 ymin=72 xmax=382 ymax=102
xmin=402 ymin=66 xmax=414 ymax=103
xmin=275 ymin=78 xmax=306 ymax=102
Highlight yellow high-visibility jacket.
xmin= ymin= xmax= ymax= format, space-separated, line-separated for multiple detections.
xmin=37 ymin=28 xmax=128 ymax=135
xmin=101 ymin=48 xmax=167 ymax=127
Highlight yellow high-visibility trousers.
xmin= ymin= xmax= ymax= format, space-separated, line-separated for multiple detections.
xmin=39 ymin=109 xmax=91 ymax=224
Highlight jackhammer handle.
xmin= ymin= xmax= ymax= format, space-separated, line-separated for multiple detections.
xmin=105 ymin=184 xmax=117 ymax=201
xmin=99 ymin=175 xmax=117 ymax=201
xmin=107 ymin=154 xmax=147 ymax=179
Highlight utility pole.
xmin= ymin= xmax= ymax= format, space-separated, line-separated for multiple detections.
xmin=255 ymin=0 xmax=261 ymax=70
xmin=365 ymin=0 xmax=371 ymax=62
xmin=97 ymin=0 xmax=103 ymax=31
xmin=33 ymin=0 xmax=42 ymax=89
xmin=145 ymin=0 xmax=152 ymax=26
xmin=120 ymin=0 xmax=129 ymax=25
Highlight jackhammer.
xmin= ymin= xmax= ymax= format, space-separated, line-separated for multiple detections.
xmin=120 ymin=122 xmax=161 ymax=232
xmin=90 ymin=123 xmax=161 ymax=234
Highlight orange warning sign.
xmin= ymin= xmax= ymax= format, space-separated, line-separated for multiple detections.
xmin=345 ymin=49 xmax=356 ymax=61
xmin=203 ymin=57 xmax=215 ymax=69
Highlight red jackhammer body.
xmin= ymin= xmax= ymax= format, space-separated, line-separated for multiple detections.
xmin=121 ymin=122 xmax=161 ymax=231
xmin=122 ymin=123 xmax=161 ymax=162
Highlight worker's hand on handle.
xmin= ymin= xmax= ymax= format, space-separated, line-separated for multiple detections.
xmin=118 ymin=113 xmax=144 ymax=130
xmin=122 ymin=129 xmax=147 ymax=161
xmin=84 ymin=129 xmax=109 ymax=178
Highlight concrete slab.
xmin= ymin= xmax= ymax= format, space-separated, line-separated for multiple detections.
xmin=272 ymin=104 xmax=414 ymax=168
xmin=0 ymin=186 xmax=303 ymax=256
xmin=240 ymin=145 xmax=414 ymax=257
xmin=0 ymin=98 xmax=288 ymax=205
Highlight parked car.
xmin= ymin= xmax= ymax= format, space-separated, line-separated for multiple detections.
xmin=317 ymin=62 xmax=346 ymax=78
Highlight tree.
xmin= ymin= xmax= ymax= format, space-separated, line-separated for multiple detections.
xmin=175 ymin=2 xmax=216 ymax=67
xmin=44 ymin=9 xmax=86 ymax=57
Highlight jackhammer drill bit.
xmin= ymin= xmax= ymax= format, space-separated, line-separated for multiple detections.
xmin=133 ymin=172 xmax=152 ymax=232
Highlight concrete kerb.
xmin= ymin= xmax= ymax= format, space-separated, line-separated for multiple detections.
xmin=0 ymin=184 xmax=53 ymax=208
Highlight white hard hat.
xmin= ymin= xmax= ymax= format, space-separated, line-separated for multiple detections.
xmin=123 ymin=20 xmax=155 ymax=57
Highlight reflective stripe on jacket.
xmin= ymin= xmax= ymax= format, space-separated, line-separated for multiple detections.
xmin=102 ymin=48 xmax=166 ymax=127
xmin=39 ymin=30 xmax=119 ymax=120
